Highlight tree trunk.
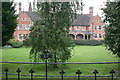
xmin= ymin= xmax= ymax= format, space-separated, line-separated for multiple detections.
xmin=53 ymin=53 xmax=58 ymax=68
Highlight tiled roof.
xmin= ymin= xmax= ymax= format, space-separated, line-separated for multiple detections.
xmin=73 ymin=14 xmax=94 ymax=26
xmin=24 ymin=12 xmax=94 ymax=26
xmin=25 ymin=12 xmax=40 ymax=22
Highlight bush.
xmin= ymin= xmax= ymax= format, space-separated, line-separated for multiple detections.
xmin=8 ymin=41 xmax=23 ymax=48
xmin=74 ymin=40 xmax=104 ymax=46
xmin=23 ymin=39 xmax=31 ymax=47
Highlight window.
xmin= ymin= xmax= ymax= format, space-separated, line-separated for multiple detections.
xmin=76 ymin=26 xmax=79 ymax=30
xmin=82 ymin=26 xmax=84 ymax=31
xmin=94 ymin=26 xmax=97 ymax=30
xmin=24 ymin=34 xmax=29 ymax=39
xmin=22 ymin=18 xmax=25 ymax=21
xmin=76 ymin=36 xmax=80 ymax=39
xmin=99 ymin=26 xmax=102 ymax=30
xmin=26 ymin=25 xmax=30 ymax=30
xmin=99 ymin=34 xmax=102 ymax=38
xmin=94 ymin=34 xmax=97 ymax=38
xmin=18 ymin=24 xmax=22 ymax=30
xmin=86 ymin=26 xmax=88 ymax=30
xmin=31 ymin=22 xmax=34 ymax=26
xmin=96 ymin=20 xmax=99 ymax=23
xmin=17 ymin=17 xmax=19 ymax=20
xmin=18 ymin=34 xmax=23 ymax=41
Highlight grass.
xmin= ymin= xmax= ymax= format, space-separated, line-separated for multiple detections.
xmin=1 ymin=45 xmax=119 ymax=78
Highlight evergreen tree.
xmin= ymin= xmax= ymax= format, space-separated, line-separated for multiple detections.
xmin=2 ymin=2 xmax=18 ymax=46
xmin=29 ymin=2 xmax=79 ymax=67
xmin=103 ymin=1 xmax=120 ymax=58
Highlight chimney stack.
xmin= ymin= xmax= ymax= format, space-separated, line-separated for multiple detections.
xmin=19 ymin=2 xmax=21 ymax=13
xmin=28 ymin=2 xmax=32 ymax=12
xmin=89 ymin=7 xmax=93 ymax=16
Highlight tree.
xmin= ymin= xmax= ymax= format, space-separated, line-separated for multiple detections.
xmin=2 ymin=2 xmax=18 ymax=46
xmin=29 ymin=2 xmax=79 ymax=67
xmin=102 ymin=1 xmax=120 ymax=58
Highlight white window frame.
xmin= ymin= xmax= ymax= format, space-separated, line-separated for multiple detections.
xmin=18 ymin=34 xmax=23 ymax=41
xmin=94 ymin=26 xmax=97 ymax=30
xmin=26 ymin=25 xmax=30 ymax=30
xmin=96 ymin=20 xmax=99 ymax=23
xmin=94 ymin=34 xmax=97 ymax=38
xmin=18 ymin=24 xmax=22 ymax=30
xmin=82 ymin=26 xmax=84 ymax=31
xmin=99 ymin=26 xmax=102 ymax=30
xmin=76 ymin=26 xmax=79 ymax=30
xmin=99 ymin=34 xmax=102 ymax=38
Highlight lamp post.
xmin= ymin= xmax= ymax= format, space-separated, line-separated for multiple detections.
xmin=40 ymin=49 xmax=52 ymax=80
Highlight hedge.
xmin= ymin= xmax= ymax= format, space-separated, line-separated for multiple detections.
xmin=8 ymin=41 xmax=23 ymax=48
xmin=74 ymin=40 xmax=104 ymax=46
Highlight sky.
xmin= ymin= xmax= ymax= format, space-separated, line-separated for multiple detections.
xmin=14 ymin=0 xmax=107 ymax=17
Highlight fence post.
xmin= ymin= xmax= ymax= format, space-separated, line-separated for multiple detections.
xmin=29 ymin=69 xmax=34 ymax=80
xmin=40 ymin=49 xmax=53 ymax=80
xmin=16 ymin=68 xmax=21 ymax=80
xmin=4 ymin=68 xmax=9 ymax=80
xmin=109 ymin=69 xmax=115 ymax=80
xmin=59 ymin=70 xmax=65 ymax=80
xmin=93 ymin=69 xmax=99 ymax=80
xmin=76 ymin=70 xmax=82 ymax=80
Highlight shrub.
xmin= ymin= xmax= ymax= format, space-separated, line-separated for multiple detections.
xmin=74 ymin=40 xmax=103 ymax=46
xmin=8 ymin=41 xmax=23 ymax=48
xmin=23 ymin=39 xmax=31 ymax=47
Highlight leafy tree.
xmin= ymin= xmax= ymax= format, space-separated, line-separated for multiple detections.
xmin=103 ymin=1 xmax=120 ymax=58
xmin=29 ymin=2 xmax=79 ymax=67
xmin=2 ymin=2 xmax=18 ymax=46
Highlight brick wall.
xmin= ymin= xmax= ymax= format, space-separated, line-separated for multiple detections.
xmin=14 ymin=12 xmax=33 ymax=41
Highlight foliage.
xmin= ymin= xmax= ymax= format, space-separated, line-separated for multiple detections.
xmin=23 ymin=35 xmax=31 ymax=47
xmin=8 ymin=41 xmax=23 ymax=48
xmin=2 ymin=2 xmax=18 ymax=46
xmin=102 ymin=2 xmax=120 ymax=58
xmin=74 ymin=40 xmax=103 ymax=46
xmin=29 ymin=2 xmax=79 ymax=64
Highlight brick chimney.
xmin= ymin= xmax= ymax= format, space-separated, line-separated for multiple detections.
xmin=19 ymin=2 xmax=21 ymax=13
xmin=89 ymin=7 xmax=93 ymax=16
xmin=28 ymin=2 xmax=32 ymax=12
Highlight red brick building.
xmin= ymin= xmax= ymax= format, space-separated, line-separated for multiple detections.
xmin=14 ymin=3 xmax=104 ymax=41
xmin=14 ymin=2 xmax=39 ymax=41
xmin=69 ymin=7 xmax=104 ymax=40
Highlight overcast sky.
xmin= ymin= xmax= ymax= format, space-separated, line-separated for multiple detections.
xmin=14 ymin=0 xmax=107 ymax=17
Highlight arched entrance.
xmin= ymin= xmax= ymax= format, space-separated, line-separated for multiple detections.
xmin=68 ymin=34 xmax=75 ymax=39
xmin=76 ymin=34 xmax=83 ymax=40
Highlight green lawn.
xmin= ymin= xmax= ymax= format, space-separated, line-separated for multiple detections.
xmin=1 ymin=46 xmax=119 ymax=78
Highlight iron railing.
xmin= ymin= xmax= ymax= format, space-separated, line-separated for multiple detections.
xmin=1 ymin=61 xmax=120 ymax=80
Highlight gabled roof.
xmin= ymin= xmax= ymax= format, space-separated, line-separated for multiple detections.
xmin=22 ymin=11 xmax=95 ymax=26
xmin=72 ymin=14 xmax=94 ymax=26
xmin=25 ymin=12 xmax=40 ymax=22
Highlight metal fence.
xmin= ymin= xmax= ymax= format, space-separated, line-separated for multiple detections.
xmin=1 ymin=61 xmax=120 ymax=80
